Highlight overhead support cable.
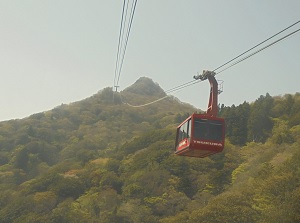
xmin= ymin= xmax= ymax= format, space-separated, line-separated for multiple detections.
xmin=165 ymin=80 xmax=197 ymax=94
xmin=216 ymin=27 xmax=300 ymax=75
xmin=162 ymin=20 xmax=300 ymax=95
xmin=114 ymin=0 xmax=126 ymax=90
xmin=122 ymin=95 xmax=171 ymax=108
xmin=123 ymin=20 xmax=300 ymax=108
xmin=114 ymin=0 xmax=138 ymax=91
xmin=213 ymin=20 xmax=300 ymax=73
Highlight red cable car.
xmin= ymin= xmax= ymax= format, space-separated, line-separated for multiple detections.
xmin=175 ymin=71 xmax=225 ymax=158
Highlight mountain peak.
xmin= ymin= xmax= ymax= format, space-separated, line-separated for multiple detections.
xmin=122 ymin=77 xmax=166 ymax=97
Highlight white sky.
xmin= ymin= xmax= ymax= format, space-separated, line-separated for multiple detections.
xmin=0 ymin=0 xmax=299 ymax=121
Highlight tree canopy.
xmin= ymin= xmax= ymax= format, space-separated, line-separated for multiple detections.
xmin=0 ymin=78 xmax=299 ymax=222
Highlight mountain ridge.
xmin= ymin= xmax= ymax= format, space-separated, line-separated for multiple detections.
xmin=0 ymin=78 xmax=299 ymax=222
xmin=122 ymin=76 xmax=166 ymax=97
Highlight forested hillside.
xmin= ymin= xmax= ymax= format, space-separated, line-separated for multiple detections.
xmin=0 ymin=77 xmax=299 ymax=222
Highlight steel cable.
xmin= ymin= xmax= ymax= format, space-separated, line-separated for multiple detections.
xmin=122 ymin=20 xmax=300 ymax=107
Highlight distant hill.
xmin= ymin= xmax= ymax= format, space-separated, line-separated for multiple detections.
xmin=122 ymin=76 xmax=166 ymax=97
xmin=0 ymin=76 xmax=196 ymax=172
xmin=0 ymin=78 xmax=299 ymax=222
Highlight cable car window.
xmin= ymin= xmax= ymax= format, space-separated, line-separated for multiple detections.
xmin=178 ymin=119 xmax=191 ymax=142
xmin=187 ymin=119 xmax=191 ymax=140
xmin=193 ymin=118 xmax=223 ymax=141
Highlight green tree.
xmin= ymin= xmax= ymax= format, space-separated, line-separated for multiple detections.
xmin=270 ymin=118 xmax=294 ymax=144
xmin=247 ymin=93 xmax=273 ymax=142
xmin=50 ymin=175 xmax=85 ymax=199
xmin=117 ymin=199 xmax=155 ymax=223
xmin=189 ymin=192 xmax=258 ymax=223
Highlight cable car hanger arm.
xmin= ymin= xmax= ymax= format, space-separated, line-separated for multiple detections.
xmin=194 ymin=70 xmax=218 ymax=117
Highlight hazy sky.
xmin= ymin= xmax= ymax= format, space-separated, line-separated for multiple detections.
xmin=1 ymin=1 xmax=299 ymax=121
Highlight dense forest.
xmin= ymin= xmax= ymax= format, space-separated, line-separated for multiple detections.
xmin=0 ymin=77 xmax=299 ymax=222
